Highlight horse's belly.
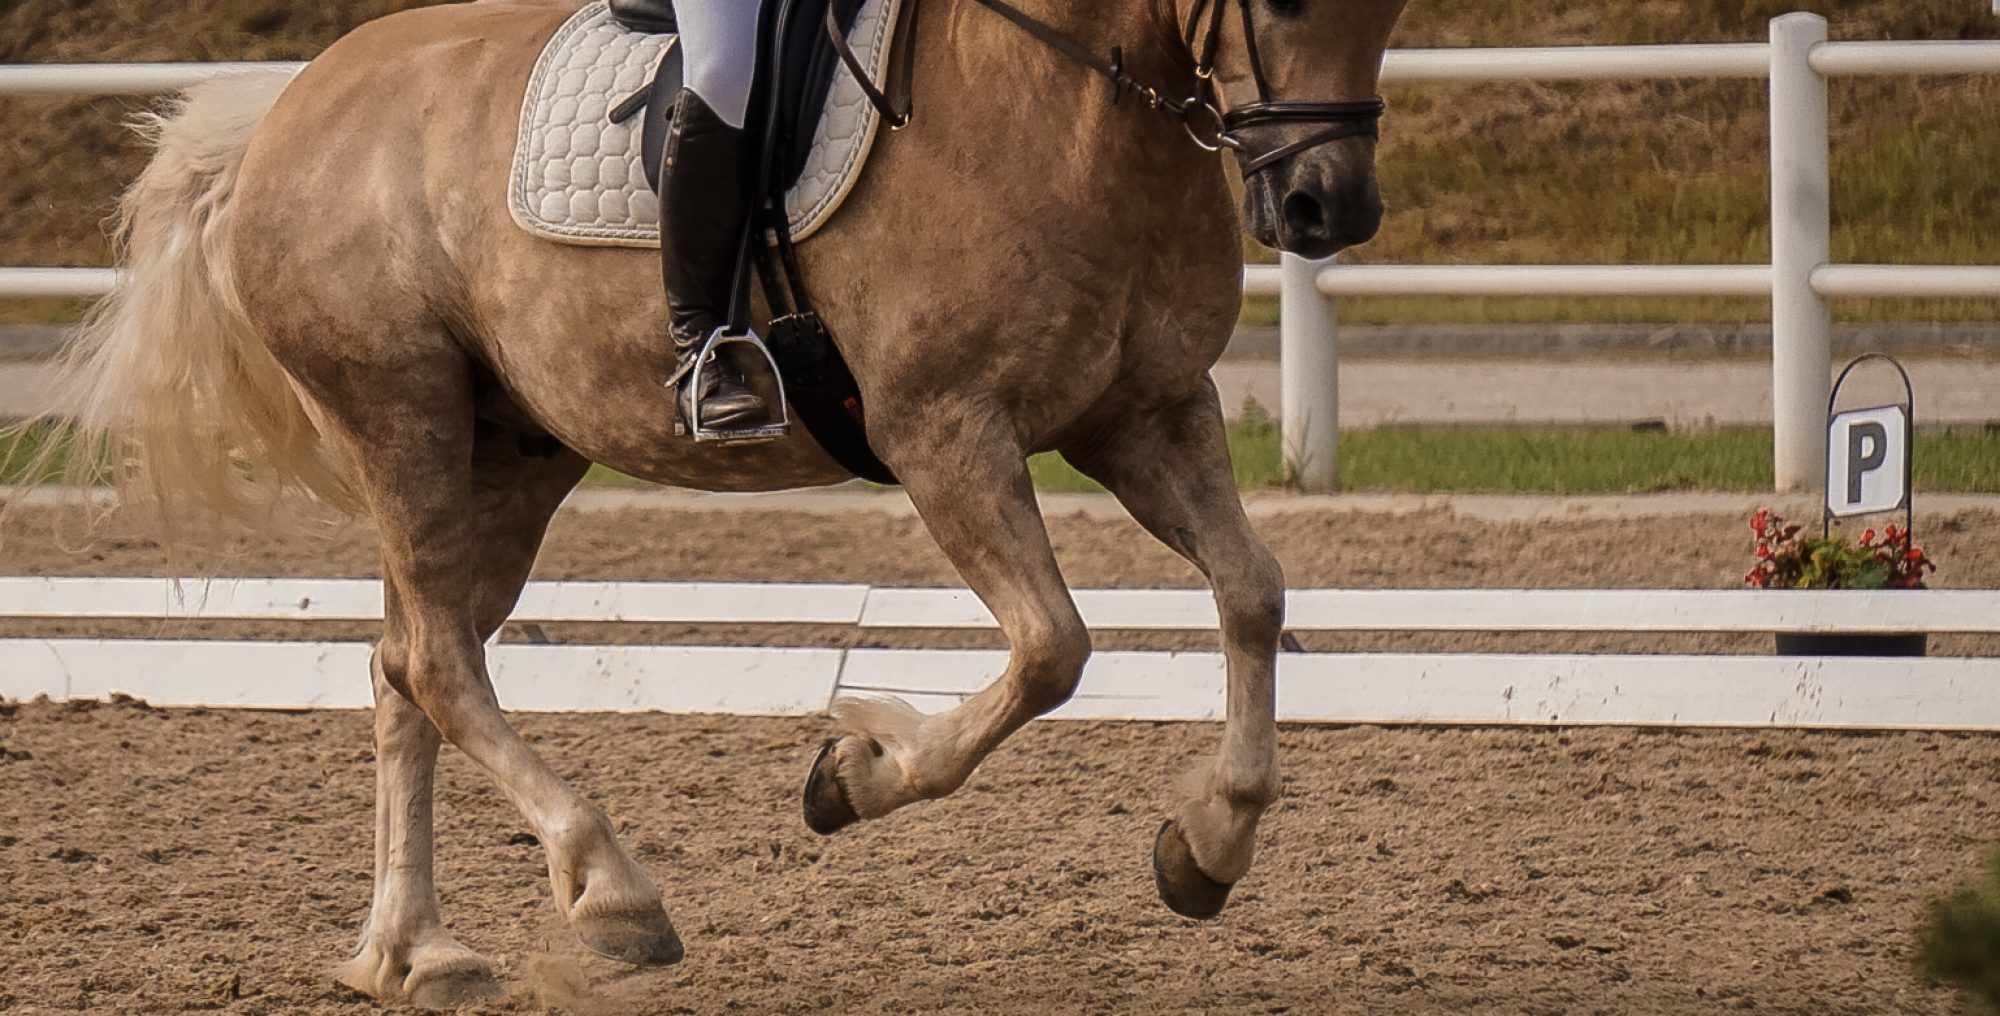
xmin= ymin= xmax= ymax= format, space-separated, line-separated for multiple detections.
xmin=485 ymin=340 xmax=857 ymax=493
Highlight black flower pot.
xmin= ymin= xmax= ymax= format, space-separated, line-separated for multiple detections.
xmin=1774 ymin=632 xmax=1928 ymax=657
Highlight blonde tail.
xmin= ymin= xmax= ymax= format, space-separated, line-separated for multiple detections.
xmin=32 ymin=70 xmax=354 ymax=526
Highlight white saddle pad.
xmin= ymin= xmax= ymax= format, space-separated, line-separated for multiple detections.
xmin=509 ymin=0 xmax=900 ymax=247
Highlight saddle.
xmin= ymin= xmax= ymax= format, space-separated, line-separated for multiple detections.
xmin=606 ymin=0 xmax=677 ymax=34
xmin=602 ymin=0 xmax=900 ymax=482
xmin=609 ymin=0 xmax=877 ymax=196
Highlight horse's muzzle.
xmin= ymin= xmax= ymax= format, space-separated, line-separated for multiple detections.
xmin=1241 ymin=136 xmax=1384 ymax=260
xmin=1278 ymin=186 xmax=1383 ymax=258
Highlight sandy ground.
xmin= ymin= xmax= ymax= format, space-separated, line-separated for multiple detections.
xmin=3 ymin=498 xmax=1999 ymax=1013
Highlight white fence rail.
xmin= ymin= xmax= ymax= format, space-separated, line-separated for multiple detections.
xmin=5 ymin=18 xmax=2000 ymax=493
xmin=8 ymin=577 xmax=1999 ymax=631
xmin=5 ymin=578 xmax=1998 ymax=728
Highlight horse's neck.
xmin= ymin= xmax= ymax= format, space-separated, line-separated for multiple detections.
xmin=960 ymin=0 xmax=1188 ymax=78
xmin=942 ymin=0 xmax=1221 ymax=188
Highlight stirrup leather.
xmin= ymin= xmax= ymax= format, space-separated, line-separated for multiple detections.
xmin=668 ymin=327 xmax=791 ymax=444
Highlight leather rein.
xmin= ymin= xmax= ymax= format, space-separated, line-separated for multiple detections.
xmin=829 ymin=0 xmax=1385 ymax=176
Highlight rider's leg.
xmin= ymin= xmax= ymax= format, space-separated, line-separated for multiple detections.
xmin=660 ymin=1 xmax=767 ymax=427
xmin=675 ymin=1 xmax=760 ymax=128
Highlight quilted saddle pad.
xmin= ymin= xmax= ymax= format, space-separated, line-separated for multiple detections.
xmin=509 ymin=0 xmax=900 ymax=247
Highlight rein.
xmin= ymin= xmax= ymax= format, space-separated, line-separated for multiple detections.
xmin=829 ymin=0 xmax=1385 ymax=175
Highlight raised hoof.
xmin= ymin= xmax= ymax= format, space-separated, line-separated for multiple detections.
xmin=802 ymin=738 xmax=860 ymax=836
xmin=575 ymin=908 xmax=684 ymax=967
xmin=1152 ymin=819 xmax=1235 ymax=920
xmin=407 ymin=968 xmax=505 ymax=1011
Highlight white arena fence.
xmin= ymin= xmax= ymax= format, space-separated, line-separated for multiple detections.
xmin=4 ymin=577 xmax=1998 ymax=730
xmin=5 ymin=14 xmax=2000 ymax=493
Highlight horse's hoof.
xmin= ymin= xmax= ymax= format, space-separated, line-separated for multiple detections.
xmin=802 ymin=738 xmax=860 ymax=836
xmin=336 ymin=938 xmax=505 ymax=1010
xmin=575 ymin=908 xmax=684 ymax=967
xmin=406 ymin=968 xmax=505 ymax=1010
xmin=1152 ymin=819 xmax=1235 ymax=920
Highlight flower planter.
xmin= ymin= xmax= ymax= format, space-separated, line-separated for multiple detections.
xmin=1747 ymin=510 xmax=1938 ymax=658
xmin=1774 ymin=632 xmax=1928 ymax=657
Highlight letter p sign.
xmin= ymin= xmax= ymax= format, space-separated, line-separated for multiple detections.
xmin=1826 ymin=405 xmax=1908 ymax=517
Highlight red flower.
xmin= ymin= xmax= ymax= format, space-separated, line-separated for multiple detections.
xmin=1860 ymin=529 xmax=1875 ymax=546
xmin=1756 ymin=542 xmax=1772 ymax=559
xmin=1906 ymin=548 xmax=1925 ymax=561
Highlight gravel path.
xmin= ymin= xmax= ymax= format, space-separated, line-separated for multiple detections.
xmin=9 ymin=354 xmax=1998 ymax=425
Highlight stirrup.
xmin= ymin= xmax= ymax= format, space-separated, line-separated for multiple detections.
xmin=670 ymin=327 xmax=791 ymax=444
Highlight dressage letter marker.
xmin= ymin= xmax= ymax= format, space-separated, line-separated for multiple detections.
xmin=1825 ymin=404 xmax=1908 ymax=517
xmin=1822 ymin=354 xmax=1915 ymax=536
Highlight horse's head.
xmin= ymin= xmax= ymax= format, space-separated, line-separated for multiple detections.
xmin=1188 ymin=0 xmax=1409 ymax=258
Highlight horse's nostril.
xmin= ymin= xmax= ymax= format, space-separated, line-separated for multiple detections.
xmin=1282 ymin=191 xmax=1329 ymax=237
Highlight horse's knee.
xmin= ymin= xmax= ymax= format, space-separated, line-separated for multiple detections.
xmin=1013 ymin=617 xmax=1091 ymax=715
xmin=1219 ymin=548 xmax=1285 ymax=640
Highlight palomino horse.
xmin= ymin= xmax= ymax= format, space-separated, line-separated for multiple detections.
xmin=53 ymin=0 xmax=1407 ymax=1003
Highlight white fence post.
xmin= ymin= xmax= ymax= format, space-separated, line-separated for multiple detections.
xmin=1280 ymin=254 xmax=1340 ymax=491
xmin=1769 ymin=13 xmax=1833 ymax=493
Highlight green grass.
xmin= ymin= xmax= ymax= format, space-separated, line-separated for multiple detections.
xmin=13 ymin=420 xmax=1999 ymax=496
xmin=1029 ymin=422 xmax=2000 ymax=494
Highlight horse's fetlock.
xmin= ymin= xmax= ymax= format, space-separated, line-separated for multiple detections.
xmin=1220 ymin=765 xmax=1282 ymax=810
xmin=904 ymin=766 xmax=970 ymax=802
xmin=539 ymin=808 xmax=614 ymax=861
xmin=1228 ymin=780 xmax=1281 ymax=810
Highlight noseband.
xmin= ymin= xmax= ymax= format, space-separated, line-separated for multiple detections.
xmin=1183 ymin=0 xmax=1387 ymax=174
xmin=832 ymin=0 xmax=1385 ymax=177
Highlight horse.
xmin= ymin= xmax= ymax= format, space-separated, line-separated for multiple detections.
xmin=49 ymin=0 xmax=1409 ymax=1003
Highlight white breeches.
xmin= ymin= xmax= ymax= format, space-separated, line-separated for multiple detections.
xmin=675 ymin=1 xmax=765 ymax=129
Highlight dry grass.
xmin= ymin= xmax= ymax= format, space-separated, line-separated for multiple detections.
xmin=2 ymin=0 xmax=1997 ymax=323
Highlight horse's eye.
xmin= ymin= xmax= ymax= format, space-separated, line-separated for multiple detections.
xmin=1266 ymin=0 xmax=1306 ymax=16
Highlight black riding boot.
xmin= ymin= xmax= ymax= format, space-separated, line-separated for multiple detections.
xmin=661 ymin=89 xmax=769 ymax=429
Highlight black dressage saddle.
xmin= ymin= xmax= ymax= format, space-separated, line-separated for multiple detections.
xmin=607 ymin=0 xmax=678 ymax=33
xmin=606 ymin=0 xmax=896 ymax=484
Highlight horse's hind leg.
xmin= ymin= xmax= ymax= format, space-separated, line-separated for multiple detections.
xmin=804 ymin=412 xmax=1090 ymax=830
xmin=288 ymin=339 xmax=679 ymax=997
xmin=1061 ymin=386 xmax=1286 ymax=919
xmin=337 ymin=430 xmax=594 ymax=1004
xmin=339 ymin=657 xmax=494 ymax=1006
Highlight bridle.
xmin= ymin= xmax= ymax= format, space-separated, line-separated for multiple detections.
xmin=1182 ymin=0 xmax=1387 ymax=174
xmin=831 ymin=0 xmax=1386 ymax=177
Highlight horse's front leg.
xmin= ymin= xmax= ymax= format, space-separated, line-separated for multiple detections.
xmin=1062 ymin=385 xmax=1286 ymax=919
xmin=803 ymin=409 xmax=1090 ymax=831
